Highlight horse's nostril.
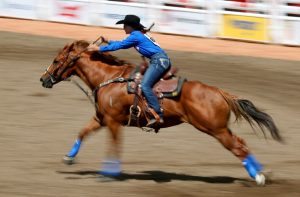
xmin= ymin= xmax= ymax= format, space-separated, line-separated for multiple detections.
xmin=40 ymin=78 xmax=43 ymax=82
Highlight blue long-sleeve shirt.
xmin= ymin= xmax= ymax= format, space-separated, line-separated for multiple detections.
xmin=99 ymin=31 xmax=165 ymax=59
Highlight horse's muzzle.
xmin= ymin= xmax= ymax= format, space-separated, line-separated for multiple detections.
xmin=40 ymin=77 xmax=53 ymax=88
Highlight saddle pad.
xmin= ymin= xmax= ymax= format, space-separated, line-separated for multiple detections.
xmin=127 ymin=77 xmax=186 ymax=98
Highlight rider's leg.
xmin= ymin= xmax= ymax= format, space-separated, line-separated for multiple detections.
xmin=141 ymin=55 xmax=170 ymax=124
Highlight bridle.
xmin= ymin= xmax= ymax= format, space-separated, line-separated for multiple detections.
xmin=45 ymin=36 xmax=103 ymax=84
xmin=44 ymin=36 xmax=135 ymax=121
xmin=45 ymin=52 xmax=72 ymax=84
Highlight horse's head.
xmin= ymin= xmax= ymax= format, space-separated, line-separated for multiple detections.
xmin=40 ymin=41 xmax=89 ymax=88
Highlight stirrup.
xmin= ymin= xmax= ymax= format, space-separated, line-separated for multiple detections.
xmin=127 ymin=105 xmax=141 ymax=126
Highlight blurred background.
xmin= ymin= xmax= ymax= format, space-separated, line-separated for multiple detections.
xmin=0 ymin=0 xmax=300 ymax=45
xmin=1 ymin=0 xmax=300 ymax=196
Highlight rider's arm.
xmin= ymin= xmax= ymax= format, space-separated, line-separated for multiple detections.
xmin=99 ymin=33 xmax=139 ymax=52
xmin=108 ymin=40 xmax=116 ymax=45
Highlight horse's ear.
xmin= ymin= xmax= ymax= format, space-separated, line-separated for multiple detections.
xmin=63 ymin=44 xmax=70 ymax=50
xmin=72 ymin=40 xmax=89 ymax=51
xmin=68 ymin=43 xmax=75 ymax=52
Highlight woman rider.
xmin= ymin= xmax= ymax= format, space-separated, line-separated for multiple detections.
xmin=87 ymin=15 xmax=171 ymax=127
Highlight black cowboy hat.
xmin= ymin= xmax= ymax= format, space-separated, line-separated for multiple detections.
xmin=116 ymin=15 xmax=145 ymax=30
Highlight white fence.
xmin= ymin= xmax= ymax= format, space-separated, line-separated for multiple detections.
xmin=0 ymin=0 xmax=300 ymax=45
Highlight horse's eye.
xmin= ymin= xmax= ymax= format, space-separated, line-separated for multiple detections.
xmin=53 ymin=60 xmax=59 ymax=65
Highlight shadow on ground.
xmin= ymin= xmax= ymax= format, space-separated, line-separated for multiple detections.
xmin=57 ymin=170 xmax=247 ymax=184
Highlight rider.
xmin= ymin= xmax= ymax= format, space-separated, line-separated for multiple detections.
xmin=87 ymin=15 xmax=171 ymax=127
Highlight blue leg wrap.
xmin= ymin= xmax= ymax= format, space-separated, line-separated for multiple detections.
xmin=67 ymin=139 xmax=82 ymax=157
xmin=248 ymin=154 xmax=263 ymax=172
xmin=99 ymin=159 xmax=121 ymax=177
xmin=242 ymin=154 xmax=263 ymax=179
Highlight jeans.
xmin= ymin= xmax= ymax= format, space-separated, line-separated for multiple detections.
xmin=141 ymin=52 xmax=171 ymax=119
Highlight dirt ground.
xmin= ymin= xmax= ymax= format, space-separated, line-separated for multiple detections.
xmin=0 ymin=19 xmax=300 ymax=197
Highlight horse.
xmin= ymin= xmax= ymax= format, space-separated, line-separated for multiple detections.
xmin=40 ymin=40 xmax=282 ymax=185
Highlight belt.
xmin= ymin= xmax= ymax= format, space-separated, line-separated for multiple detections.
xmin=150 ymin=52 xmax=168 ymax=59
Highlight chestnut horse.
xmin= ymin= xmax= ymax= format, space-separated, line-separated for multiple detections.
xmin=40 ymin=40 xmax=282 ymax=185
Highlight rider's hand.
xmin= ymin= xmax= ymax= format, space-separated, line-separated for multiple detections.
xmin=87 ymin=44 xmax=99 ymax=52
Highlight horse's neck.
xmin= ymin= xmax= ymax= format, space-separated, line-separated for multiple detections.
xmin=75 ymin=59 xmax=131 ymax=90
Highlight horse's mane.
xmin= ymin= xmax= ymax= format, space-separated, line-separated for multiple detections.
xmin=72 ymin=40 xmax=132 ymax=67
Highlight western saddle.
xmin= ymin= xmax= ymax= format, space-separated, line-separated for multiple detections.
xmin=127 ymin=57 xmax=186 ymax=132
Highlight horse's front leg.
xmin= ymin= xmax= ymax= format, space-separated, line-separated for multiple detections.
xmin=99 ymin=116 xmax=122 ymax=177
xmin=63 ymin=115 xmax=101 ymax=164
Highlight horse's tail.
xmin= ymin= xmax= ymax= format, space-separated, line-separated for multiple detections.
xmin=218 ymin=90 xmax=283 ymax=143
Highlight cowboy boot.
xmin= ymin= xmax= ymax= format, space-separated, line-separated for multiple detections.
xmin=146 ymin=108 xmax=163 ymax=128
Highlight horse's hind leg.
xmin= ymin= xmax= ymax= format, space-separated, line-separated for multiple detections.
xmin=212 ymin=128 xmax=265 ymax=185
xmin=63 ymin=115 xmax=101 ymax=164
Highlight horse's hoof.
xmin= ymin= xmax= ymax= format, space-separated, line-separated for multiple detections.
xmin=97 ymin=171 xmax=122 ymax=182
xmin=99 ymin=170 xmax=121 ymax=177
xmin=97 ymin=175 xmax=119 ymax=182
xmin=262 ymin=169 xmax=273 ymax=184
xmin=63 ymin=155 xmax=76 ymax=165
xmin=255 ymin=173 xmax=266 ymax=186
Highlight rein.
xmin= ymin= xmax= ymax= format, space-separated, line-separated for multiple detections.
xmin=68 ymin=78 xmax=95 ymax=105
